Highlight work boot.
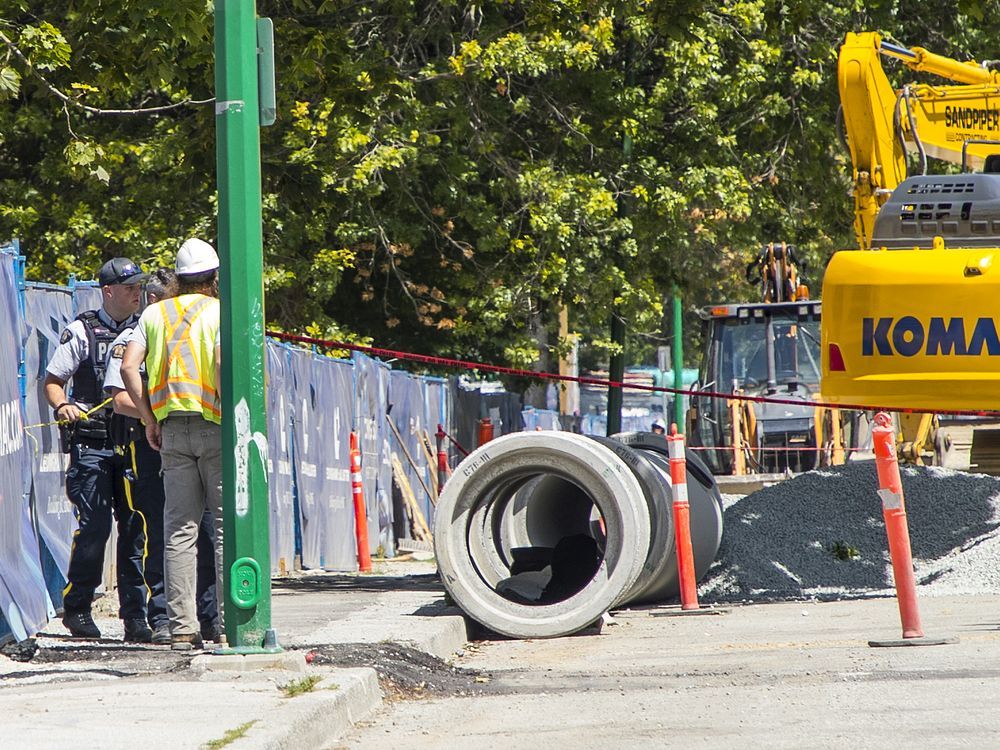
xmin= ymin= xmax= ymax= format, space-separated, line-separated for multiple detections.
xmin=170 ymin=633 xmax=204 ymax=652
xmin=62 ymin=611 xmax=101 ymax=639
xmin=200 ymin=621 xmax=223 ymax=644
xmin=123 ymin=619 xmax=153 ymax=643
xmin=151 ymin=624 xmax=171 ymax=646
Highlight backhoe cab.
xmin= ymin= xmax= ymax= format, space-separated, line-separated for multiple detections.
xmin=689 ymin=244 xmax=852 ymax=475
xmin=689 ymin=300 xmax=833 ymax=475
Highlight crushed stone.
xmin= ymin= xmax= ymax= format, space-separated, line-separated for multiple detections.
xmin=700 ymin=461 xmax=1000 ymax=603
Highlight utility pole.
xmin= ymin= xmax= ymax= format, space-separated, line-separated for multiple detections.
xmin=607 ymin=36 xmax=635 ymax=437
xmin=215 ymin=0 xmax=275 ymax=650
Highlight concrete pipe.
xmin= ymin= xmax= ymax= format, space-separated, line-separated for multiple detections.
xmin=434 ymin=431 xmax=725 ymax=638
xmin=435 ymin=432 xmax=650 ymax=638
xmin=611 ymin=431 xmax=725 ymax=601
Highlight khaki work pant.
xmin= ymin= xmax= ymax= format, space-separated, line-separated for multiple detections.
xmin=160 ymin=415 xmax=224 ymax=636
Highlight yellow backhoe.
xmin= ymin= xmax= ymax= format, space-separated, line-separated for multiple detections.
xmin=688 ymin=242 xmax=855 ymax=476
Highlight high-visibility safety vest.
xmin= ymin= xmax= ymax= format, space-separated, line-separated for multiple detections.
xmin=141 ymin=294 xmax=221 ymax=424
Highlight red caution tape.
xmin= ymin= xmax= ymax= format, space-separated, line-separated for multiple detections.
xmin=265 ymin=330 xmax=1000 ymax=418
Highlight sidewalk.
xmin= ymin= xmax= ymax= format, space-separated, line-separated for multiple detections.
xmin=0 ymin=560 xmax=467 ymax=750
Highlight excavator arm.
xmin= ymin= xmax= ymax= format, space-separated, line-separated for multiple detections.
xmin=839 ymin=31 xmax=1000 ymax=250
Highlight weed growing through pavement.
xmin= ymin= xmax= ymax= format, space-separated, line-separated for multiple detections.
xmin=280 ymin=674 xmax=323 ymax=697
xmin=203 ymin=720 xmax=257 ymax=749
xmin=829 ymin=541 xmax=861 ymax=561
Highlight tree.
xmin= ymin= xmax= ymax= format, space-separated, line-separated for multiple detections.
xmin=2 ymin=1 xmax=996 ymax=378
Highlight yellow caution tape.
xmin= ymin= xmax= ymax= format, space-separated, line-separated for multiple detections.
xmin=22 ymin=398 xmax=114 ymax=455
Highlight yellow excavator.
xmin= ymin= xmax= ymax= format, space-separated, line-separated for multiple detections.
xmin=822 ymin=32 xmax=1000 ymax=469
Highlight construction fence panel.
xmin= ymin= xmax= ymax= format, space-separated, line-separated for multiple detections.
xmin=451 ymin=379 xmax=524 ymax=451
xmin=354 ymin=352 xmax=393 ymax=557
xmin=265 ymin=341 xmax=296 ymax=575
xmin=23 ymin=285 xmax=77 ymax=604
xmin=288 ymin=346 xmax=325 ymax=569
xmin=312 ymin=355 xmax=357 ymax=571
xmin=0 ymin=250 xmax=50 ymax=641
xmin=423 ymin=376 xmax=449 ymax=458
xmin=389 ymin=370 xmax=435 ymax=529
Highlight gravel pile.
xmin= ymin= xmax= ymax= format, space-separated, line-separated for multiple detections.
xmin=700 ymin=461 xmax=1000 ymax=603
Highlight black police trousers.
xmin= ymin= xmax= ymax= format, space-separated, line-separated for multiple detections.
xmin=62 ymin=441 xmax=147 ymax=620
xmin=122 ymin=438 xmax=219 ymax=629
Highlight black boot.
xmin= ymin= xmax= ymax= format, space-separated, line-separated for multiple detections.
xmin=123 ymin=618 xmax=153 ymax=643
xmin=62 ymin=611 xmax=101 ymax=639
xmin=200 ymin=620 xmax=223 ymax=644
xmin=151 ymin=623 xmax=171 ymax=646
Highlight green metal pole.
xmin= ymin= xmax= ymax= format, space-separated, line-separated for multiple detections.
xmin=672 ymin=290 xmax=684 ymax=429
xmin=215 ymin=0 xmax=275 ymax=651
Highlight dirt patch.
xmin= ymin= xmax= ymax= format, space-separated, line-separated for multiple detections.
xmin=0 ymin=637 xmax=196 ymax=684
xmin=307 ymin=642 xmax=500 ymax=701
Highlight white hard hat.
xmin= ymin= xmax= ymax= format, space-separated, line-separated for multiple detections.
xmin=175 ymin=238 xmax=219 ymax=276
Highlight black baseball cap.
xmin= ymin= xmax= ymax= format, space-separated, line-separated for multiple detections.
xmin=98 ymin=257 xmax=149 ymax=287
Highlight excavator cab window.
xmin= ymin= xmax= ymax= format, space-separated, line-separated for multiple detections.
xmin=984 ymin=154 xmax=1000 ymax=173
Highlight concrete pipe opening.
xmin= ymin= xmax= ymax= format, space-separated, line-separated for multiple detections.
xmin=435 ymin=432 xmax=650 ymax=638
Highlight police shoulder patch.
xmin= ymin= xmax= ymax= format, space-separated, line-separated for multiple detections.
xmin=59 ymin=329 xmax=72 ymax=345
xmin=111 ymin=343 xmax=126 ymax=360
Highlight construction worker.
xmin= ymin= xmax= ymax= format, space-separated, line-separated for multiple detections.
xmin=43 ymin=257 xmax=152 ymax=641
xmin=103 ymin=268 xmax=222 ymax=645
xmin=121 ymin=239 xmax=223 ymax=651
xmin=650 ymin=421 xmax=666 ymax=436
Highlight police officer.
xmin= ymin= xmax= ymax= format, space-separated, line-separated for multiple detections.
xmin=43 ymin=257 xmax=152 ymax=641
xmin=103 ymin=268 xmax=222 ymax=645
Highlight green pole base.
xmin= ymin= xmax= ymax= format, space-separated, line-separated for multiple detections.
xmin=210 ymin=645 xmax=284 ymax=656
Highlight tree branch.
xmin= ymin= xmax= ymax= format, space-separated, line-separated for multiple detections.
xmin=0 ymin=30 xmax=213 ymax=115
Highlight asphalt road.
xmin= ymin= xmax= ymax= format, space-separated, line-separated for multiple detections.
xmin=342 ymin=594 xmax=1000 ymax=749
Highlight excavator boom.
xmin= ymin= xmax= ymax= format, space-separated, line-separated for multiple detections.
xmin=839 ymin=32 xmax=1000 ymax=250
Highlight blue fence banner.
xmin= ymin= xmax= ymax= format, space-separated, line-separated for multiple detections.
xmin=23 ymin=286 xmax=76 ymax=598
xmin=0 ymin=251 xmax=49 ymax=641
xmin=265 ymin=341 xmax=296 ymax=575
xmin=423 ymin=377 xmax=448 ymax=450
xmin=313 ymin=356 xmax=357 ymax=570
xmin=289 ymin=347 xmax=324 ymax=569
xmin=354 ymin=352 xmax=393 ymax=556
xmin=521 ymin=407 xmax=563 ymax=431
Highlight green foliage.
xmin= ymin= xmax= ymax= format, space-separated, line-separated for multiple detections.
xmin=279 ymin=674 xmax=322 ymax=697
xmin=829 ymin=541 xmax=860 ymax=561
xmin=1 ymin=1 xmax=996 ymax=377
xmin=203 ymin=721 xmax=257 ymax=750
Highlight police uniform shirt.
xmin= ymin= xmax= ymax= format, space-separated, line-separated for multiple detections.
xmin=102 ymin=326 xmax=139 ymax=394
xmin=46 ymin=308 xmax=134 ymax=387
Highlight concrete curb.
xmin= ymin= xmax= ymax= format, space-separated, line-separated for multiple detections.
xmin=234 ymin=668 xmax=382 ymax=749
xmin=234 ymin=586 xmax=470 ymax=746
xmin=294 ymin=598 xmax=471 ymax=660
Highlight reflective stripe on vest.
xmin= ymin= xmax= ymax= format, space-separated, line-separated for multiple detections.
xmin=144 ymin=295 xmax=221 ymax=424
